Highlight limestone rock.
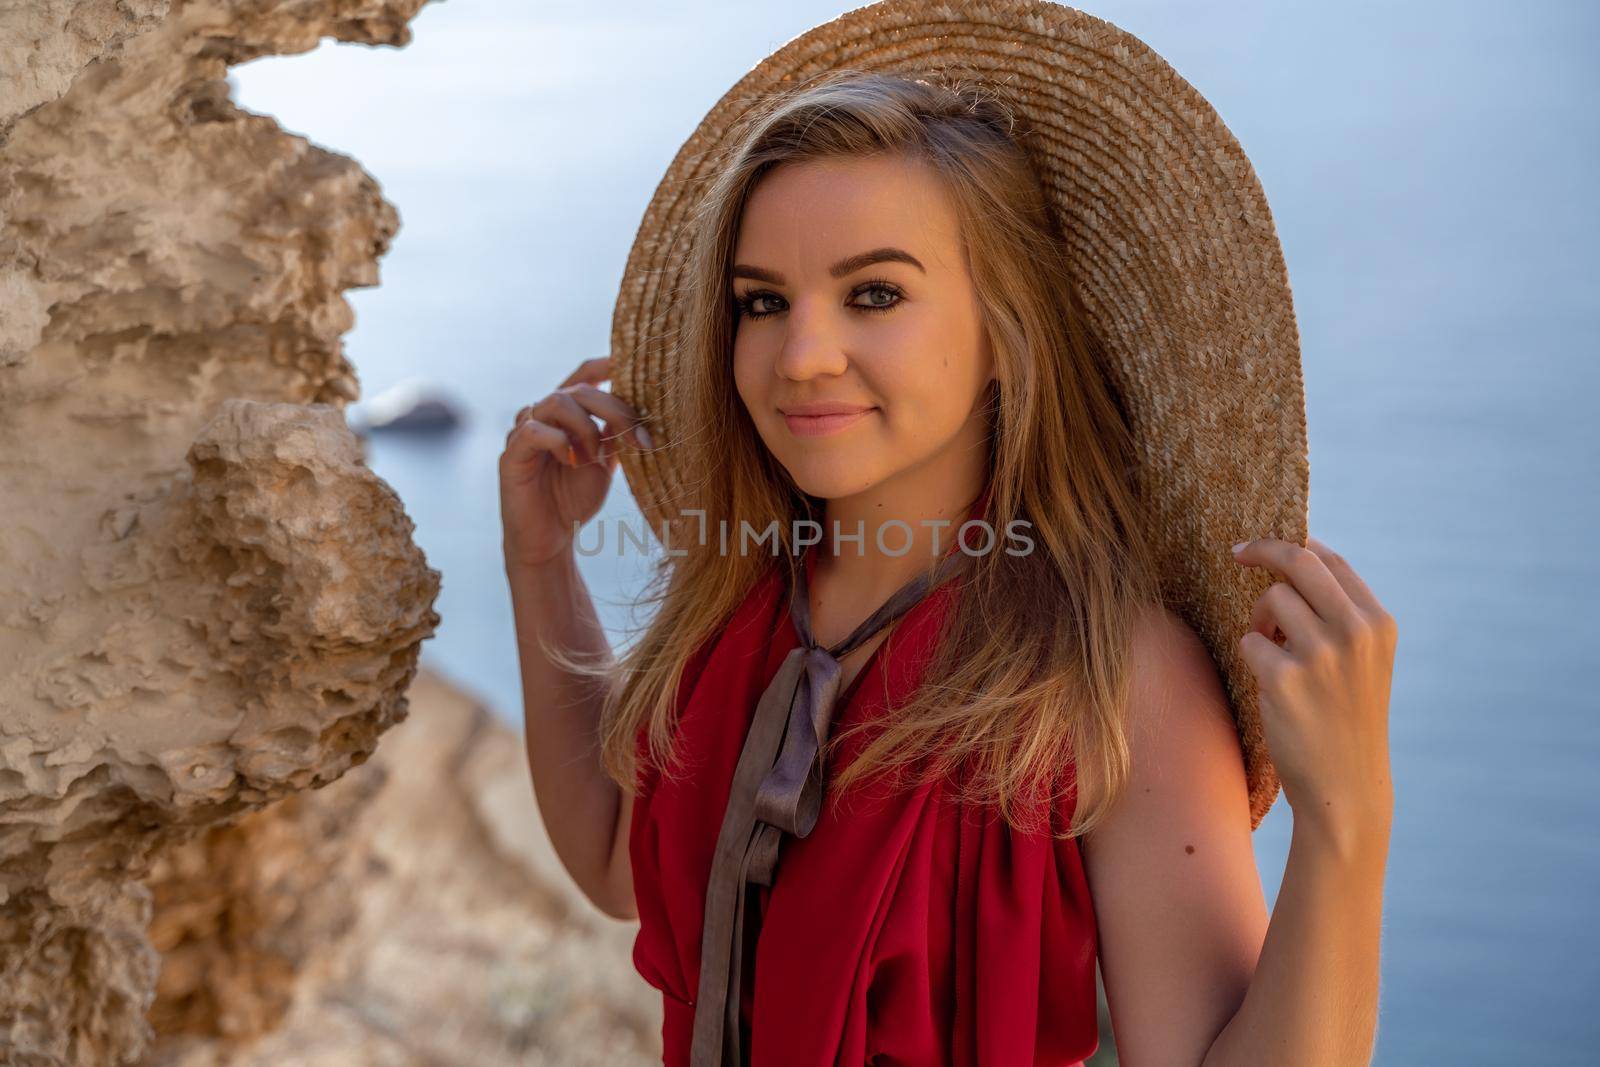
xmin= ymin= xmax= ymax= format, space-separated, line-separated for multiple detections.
xmin=0 ymin=0 xmax=171 ymax=132
xmin=1 ymin=1 xmax=456 ymax=1064
xmin=135 ymin=668 xmax=661 ymax=1067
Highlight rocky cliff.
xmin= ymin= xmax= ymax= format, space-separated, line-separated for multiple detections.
xmin=0 ymin=2 xmax=655 ymax=1063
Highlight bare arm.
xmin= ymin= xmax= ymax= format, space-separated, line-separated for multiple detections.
xmin=1081 ymin=607 xmax=1272 ymax=1066
xmin=499 ymin=354 xmax=651 ymax=923
xmin=507 ymin=547 xmax=638 ymax=920
xmin=1202 ymin=536 xmax=1397 ymax=1065
xmin=1086 ymin=535 xmax=1395 ymax=1066
xmin=1200 ymin=807 xmax=1388 ymax=1066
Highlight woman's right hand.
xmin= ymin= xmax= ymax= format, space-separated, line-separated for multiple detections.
xmin=499 ymin=355 xmax=653 ymax=570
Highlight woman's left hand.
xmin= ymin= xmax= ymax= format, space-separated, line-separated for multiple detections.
xmin=1232 ymin=534 xmax=1398 ymax=851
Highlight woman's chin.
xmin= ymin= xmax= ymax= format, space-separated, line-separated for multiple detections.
xmin=782 ymin=464 xmax=885 ymax=503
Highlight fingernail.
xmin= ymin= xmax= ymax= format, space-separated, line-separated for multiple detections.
xmin=566 ymin=445 xmax=578 ymax=467
xmin=635 ymin=424 xmax=655 ymax=448
xmin=1231 ymin=541 xmax=1250 ymax=555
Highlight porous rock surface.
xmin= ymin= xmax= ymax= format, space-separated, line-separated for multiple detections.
xmin=136 ymin=667 xmax=659 ymax=1067
xmin=1 ymin=1 xmax=657 ymax=1064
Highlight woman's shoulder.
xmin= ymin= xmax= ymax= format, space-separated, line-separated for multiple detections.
xmin=1083 ymin=599 xmax=1252 ymax=849
xmin=1125 ymin=601 xmax=1228 ymax=715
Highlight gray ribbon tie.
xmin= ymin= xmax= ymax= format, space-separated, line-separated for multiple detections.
xmin=689 ymin=545 xmax=974 ymax=1066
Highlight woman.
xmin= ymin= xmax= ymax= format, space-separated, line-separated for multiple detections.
xmin=501 ymin=5 xmax=1396 ymax=1065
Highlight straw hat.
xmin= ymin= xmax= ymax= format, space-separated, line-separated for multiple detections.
xmin=608 ymin=0 xmax=1308 ymax=830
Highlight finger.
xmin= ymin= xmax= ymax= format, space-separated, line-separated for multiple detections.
xmin=1232 ymin=537 xmax=1354 ymax=626
xmin=559 ymin=355 xmax=612 ymax=390
xmin=1238 ymin=629 xmax=1291 ymax=688
xmin=532 ymin=392 xmax=604 ymax=464
xmin=504 ymin=417 xmax=576 ymax=467
xmin=506 ymin=404 xmax=543 ymax=446
xmin=1249 ymin=580 xmax=1321 ymax=651
xmin=1305 ymin=535 xmax=1385 ymax=616
xmin=563 ymin=382 xmax=653 ymax=448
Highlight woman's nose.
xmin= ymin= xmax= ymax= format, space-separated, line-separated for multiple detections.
xmin=773 ymin=299 xmax=849 ymax=381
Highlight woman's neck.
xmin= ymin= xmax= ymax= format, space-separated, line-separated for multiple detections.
xmin=814 ymin=459 xmax=990 ymax=608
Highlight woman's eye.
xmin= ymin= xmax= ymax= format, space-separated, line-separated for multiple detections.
xmin=734 ymin=291 xmax=783 ymax=319
xmin=852 ymin=281 xmax=903 ymax=313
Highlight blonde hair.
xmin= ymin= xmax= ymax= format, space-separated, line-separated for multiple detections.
xmin=565 ymin=69 xmax=1161 ymax=838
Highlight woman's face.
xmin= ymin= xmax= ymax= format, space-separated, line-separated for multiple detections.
xmin=730 ymin=152 xmax=996 ymax=504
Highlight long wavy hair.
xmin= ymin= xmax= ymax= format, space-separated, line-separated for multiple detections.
xmin=559 ymin=69 xmax=1162 ymax=839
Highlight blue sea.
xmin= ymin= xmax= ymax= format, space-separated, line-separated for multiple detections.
xmin=232 ymin=1 xmax=1600 ymax=1061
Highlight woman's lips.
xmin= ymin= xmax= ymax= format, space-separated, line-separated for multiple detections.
xmin=782 ymin=408 xmax=875 ymax=437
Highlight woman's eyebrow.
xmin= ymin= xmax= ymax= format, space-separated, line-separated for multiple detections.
xmin=731 ymin=247 xmax=926 ymax=286
xmin=828 ymin=247 xmax=926 ymax=278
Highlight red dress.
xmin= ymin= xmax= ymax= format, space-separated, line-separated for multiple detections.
xmin=628 ymin=528 xmax=1101 ymax=1065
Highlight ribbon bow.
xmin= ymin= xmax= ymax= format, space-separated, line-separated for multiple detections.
xmin=690 ymin=543 xmax=974 ymax=1066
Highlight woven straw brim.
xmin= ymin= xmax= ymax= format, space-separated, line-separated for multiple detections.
xmin=610 ymin=0 xmax=1308 ymax=831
